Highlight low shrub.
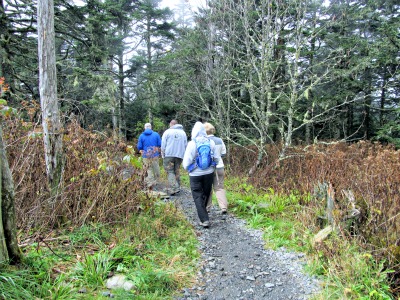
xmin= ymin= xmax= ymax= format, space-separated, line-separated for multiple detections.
xmin=4 ymin=114 xmax=147 ymax=232
xmin=229 ymin=141 xmax=400 ymax=295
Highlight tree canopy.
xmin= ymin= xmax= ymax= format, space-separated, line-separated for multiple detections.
xmin=0 ymin=0 xmax=398 ymax=148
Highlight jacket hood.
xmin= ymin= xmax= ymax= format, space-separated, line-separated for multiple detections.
xmin=171 ymin=124 xmax=183 ymax=130
xmin=144 ymin=129 xmax=153 ymax=135
xmin=191 ymin=122 xmax=207 ymax=140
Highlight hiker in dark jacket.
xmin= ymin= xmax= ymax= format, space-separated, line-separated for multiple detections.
xmin=137 ymin=123 xmax=161 ymax=189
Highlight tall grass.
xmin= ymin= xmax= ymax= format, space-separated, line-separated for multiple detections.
xmin=229 ymin=142 xmax=400 ymax=295
xmin=310 ymin=237 xmax=393 ymax=299
xmin=0 ymin=202 xmax=199 ymax=299
xmin=224 ymin=177 xmax=394 ymax=299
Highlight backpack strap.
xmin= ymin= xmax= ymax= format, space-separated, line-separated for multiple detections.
xmin=187 ymin=139 xmax=199 ymax=172
xmin=188 ymin=137 xmax=216 ymax=172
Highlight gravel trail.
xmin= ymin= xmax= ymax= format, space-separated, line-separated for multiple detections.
xmin=165 ymin=188 xmax=322 ymax=300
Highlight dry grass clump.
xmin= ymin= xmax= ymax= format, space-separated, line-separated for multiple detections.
xmin=229 ymin=141 xmax=400 ymax=292
xmin=4 ymin=115 xmax=148 ymax=234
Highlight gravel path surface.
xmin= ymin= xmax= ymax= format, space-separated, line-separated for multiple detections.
xmin=165 ymin=188 xmax=322 ymax=300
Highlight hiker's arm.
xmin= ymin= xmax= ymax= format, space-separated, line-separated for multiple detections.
xmin=221 ymin=140 xmax=227 ymax=157
xmin=182 ymin=141 xmax=196 ymax=170
xmin=137 ymin=136 xmax=143 ymax=152
xmin=161 ymin=133 xmax=167 ymax=157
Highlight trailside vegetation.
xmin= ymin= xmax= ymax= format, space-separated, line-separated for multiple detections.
xmin=1 ymin=112 xmax=199 ymax=299
xmin=1 ymin=102 xmax=399 ymax=299
xmin=0 ymin=0 xmax=399 ymax=297
xmin=228 ymin=142 xmax=400 ymax=297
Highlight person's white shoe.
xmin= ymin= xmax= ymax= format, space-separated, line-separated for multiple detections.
xmin=199 ymin=221 xmax=210 ymax=228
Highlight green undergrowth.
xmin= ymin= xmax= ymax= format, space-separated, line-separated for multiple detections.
xmin=223 ymin=176 xmax=394 ymax=299
xmin=0 ymin=201 xmax=199 ymax=299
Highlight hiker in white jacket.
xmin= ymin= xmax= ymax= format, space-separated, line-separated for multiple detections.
xmin=182 ymin=121 xmax=217 ymax=228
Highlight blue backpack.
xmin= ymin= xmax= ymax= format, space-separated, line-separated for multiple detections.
xmin=188 ymin=137 xmax=216 ymax=172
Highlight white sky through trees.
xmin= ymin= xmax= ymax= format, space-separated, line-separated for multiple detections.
xmin=160 ymin=0 xmax=207 ymax=12
xmin=74 ymin=0 xmax=207 ymax=13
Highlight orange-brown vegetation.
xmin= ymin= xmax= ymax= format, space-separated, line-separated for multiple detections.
xmin=230 ymin=142 xmax=400 ymax=292
xmin=4 ymin=115 xmax=148 ymax=234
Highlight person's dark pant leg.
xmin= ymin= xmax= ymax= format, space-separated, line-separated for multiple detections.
xmin=190 ymin=173 xmax=214 ymax=223
xmin=202 ymin=172 xmax=214 ymax=202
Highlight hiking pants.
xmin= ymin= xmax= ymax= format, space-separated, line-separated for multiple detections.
xmin=190 ymin=172 xmax=214 ymax=223
xmin=163 ymin=157 xmax=183 ymax=192
xmin=206 ymin=168 xmax=228 ymax=211
xmin=143 ymin=157 xmax=160 ymax=188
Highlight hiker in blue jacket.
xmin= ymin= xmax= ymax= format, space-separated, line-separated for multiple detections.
xmin=183 ymin=121 xmax=218 ymax=228
xmin=137 ymin=123 xmax=161 ymax=189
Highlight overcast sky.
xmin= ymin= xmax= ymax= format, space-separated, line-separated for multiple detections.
xmin=160 ymin=0 xmax=207 ymax=12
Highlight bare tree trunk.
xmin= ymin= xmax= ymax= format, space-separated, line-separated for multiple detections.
xmin=38 ymin=0 xmax=64 ymax=195
xmin=379 ymin=66 xmax=387 ymax=127
xmin=0 ymin=128 xmax=7 ymax=262
xmin=108 ymin=59 xmax=120 ymax=141
xmin=0 ymin=125 xmax=21 ymax=263
xmin=118 ymin=51 xmax=125 ymax=139
xmin=145 ymin=16 xmax=154 ymax=123
xmin=112 ymin=105 xmax=119 ymax=141
xmin=364 ymin=68 xmax=372 ymax=140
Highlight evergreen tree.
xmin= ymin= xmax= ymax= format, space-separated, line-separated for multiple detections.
xmin=130 ymin=0 xmax=176 ymax=123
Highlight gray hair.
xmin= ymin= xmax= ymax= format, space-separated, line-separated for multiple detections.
xmin=144 ymin=123 xmax=152 ymax=129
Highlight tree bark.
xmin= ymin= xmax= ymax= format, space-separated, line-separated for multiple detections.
xmin=364 ymin=68 xmax=372 ymax=140
xmin=37 ymin=0 xmax=64 ymax=195
xmin=118 ymin=50 xmax=125 ymax=139
xmin=0 ymin=124 xmax=8 ymax=262
xmin=379 ymin=66 xmax=388 ymax=127
xmin=0 ymin=125 xmax=21 ymax=263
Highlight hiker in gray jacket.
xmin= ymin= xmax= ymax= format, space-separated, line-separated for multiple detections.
xmin=161 ymin=120 xmax=188 ymax=195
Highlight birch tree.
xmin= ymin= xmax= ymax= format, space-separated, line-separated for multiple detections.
xmin=37 ymin=0 xmax=64 ymax=194
xmin=187 ymin=0 xmax=354 ymax=168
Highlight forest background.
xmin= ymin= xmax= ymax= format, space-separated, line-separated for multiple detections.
xmin=0 ymin=0 xmax=399 ymax=298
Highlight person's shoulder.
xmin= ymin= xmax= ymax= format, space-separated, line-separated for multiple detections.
xmin=161 ymin=129 xmax=170 ymax=137
xmin=216 ymin=136 xmax=224 ymax=143
xmin=211 ymin=135 xmax=223 ymax=144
